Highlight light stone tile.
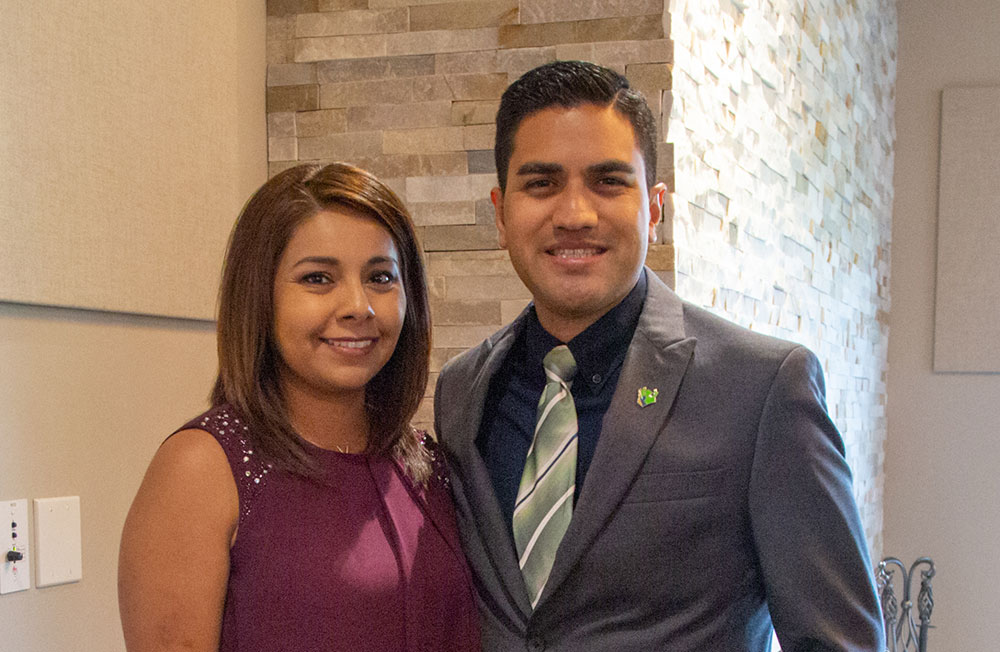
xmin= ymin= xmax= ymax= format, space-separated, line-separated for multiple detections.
xmin=432 ymin=324 xmax=502 ymax=348
xmin=430 ymin=299 xmax=502 ymax=325
xmin=444 ymin=275 xmax=533 ymax=301
xmin=297 ymin=131 xmax=382 ymax=159
xmin=409 ymin=0 xmax=518 ymax=32
xmin=383 ymin=127 xmax=466 ymax=154
xmin=296 ymin=109 xmax=348 ymax=137
xmin=267 ymin=62 xmax=317 ymax=87
xmin=295 ymin=34 xmax=387 ymax=62
xmin=380 ymin=177 xmax=406 ymax=201
xmin=412 ymin=397 xmax=435 ymax=430
xmin=266 ymin=85 xmax=319 ymax=112
xmin=496 ymin=47 xmax=558 ymax=77
xmin=426 ymin=250 xmax=514 ymax=276
xmin=442 ymin=72 xmax=509 ymax=100
xmin=346 ymin=153 xmax=469 ymax=178
xmin=554 ymin=38 xmax=673 ymax=65
xmin=269 ymin=160 xmax=302 ymax=177
xmin=268 ymin=137 xmax=298 ymax=162
xmin=520 ymin=0 xmax=662 ymax=24
xmin=370 ymin=0 xmax=486 ymax=6
xmin=268 ymin=0 xmax=319 ymax=17
xmin=451 ymin=100 xmax=500 ymax=125
xmin=462 ymin=124 xmax=495 ymax=150
xmin=625 ymin=62 xmax=672 ymax=89
xmin=318 ymin=0 xmax=368 ymax=9
xmin=268 ymin=112 xmax=297 ymax=138
xmin=406 ymin=173 xmax=496 ymax=202
xmin=410 ymin=201 xmax=477 ymax=226
xmin=295 ymin=9 xmax=407 ymax=38
xmin=267 ymin=39 xmax=295 ymax=65
xmin=385 ymin=27 xmax=500 ymax=56
xmin=467 ymin=150 xmax=496 ymax=174
xmin=501 ymin=298 xmax=531 ymax=323
xmin=434 ymin=50 xmax=499 ymax=74
xmin=423 ymin=225 xmax=500 ymax=251
xmin=412 ymin=76 xmax=457 ymax=102
xmin=499 ymin=16 xmax=663 ymax=49
xmin=320 ymin=78 xmax=415 ymax=108
xmin=345 ymin=101 xmax=453 ymax=131
xmin=317 ymin=54 xmax=435 ymax=83
xmin=267 ymin=16 xmax=294 ymax=41
xmin=429 ymin=346 xmax=466 ymax=372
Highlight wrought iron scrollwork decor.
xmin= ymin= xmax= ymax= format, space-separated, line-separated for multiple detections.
xmin=876 ymin=556 xmax=935 ymax=652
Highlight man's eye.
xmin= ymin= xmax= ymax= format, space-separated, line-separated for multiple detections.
xmin=525 ymin=178 xmax=553 ymax=190
xmin=599 ymin=176 xmax=627 ymax=186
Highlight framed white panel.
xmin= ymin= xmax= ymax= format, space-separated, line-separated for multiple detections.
xmin=0 ymin=2 xmax=266 ymax=320
xmin=933 ymin=86 xmax=1000 ymax=372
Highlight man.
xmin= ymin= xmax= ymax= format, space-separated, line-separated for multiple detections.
xmin=434 ymin=60 xmax=883 ymax=651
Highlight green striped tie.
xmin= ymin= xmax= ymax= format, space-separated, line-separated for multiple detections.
xmin=513 ymin=344 xmax=578 ymax=609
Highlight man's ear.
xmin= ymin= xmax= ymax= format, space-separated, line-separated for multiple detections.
xmin=491 ymin=186 xmax=507 ymax=249
xmin=647 ymin=182 xmax=667 ymax=244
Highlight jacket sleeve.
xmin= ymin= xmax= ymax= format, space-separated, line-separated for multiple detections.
xmin=748 ymin=346 xmax=884 ymax=652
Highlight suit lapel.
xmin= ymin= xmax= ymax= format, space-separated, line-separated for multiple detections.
xmin=446 ymin=316 xmax=534 ymax=617
xmin=538 ymin=272 xmax=696 ymax=607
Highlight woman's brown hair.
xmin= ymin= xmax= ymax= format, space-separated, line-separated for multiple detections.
xmin=211 ymin=163 xmax=431 ymax=482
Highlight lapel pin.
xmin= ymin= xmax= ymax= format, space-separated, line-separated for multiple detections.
xmin=637 ymin=386 xmax=658 ymax=407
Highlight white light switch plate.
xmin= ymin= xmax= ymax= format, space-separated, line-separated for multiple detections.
xmin=1 ymin=499 xmax=31 ymax=594
xmin=33 ymin=496 xmax=82 ymax=588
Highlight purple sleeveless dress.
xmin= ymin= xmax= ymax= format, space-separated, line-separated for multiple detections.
xmin=181 ymin=404 xmax=480 ymax=652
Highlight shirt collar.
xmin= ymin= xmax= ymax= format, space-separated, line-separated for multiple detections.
xmin=522 ymin=269 xmax=648 ymax=395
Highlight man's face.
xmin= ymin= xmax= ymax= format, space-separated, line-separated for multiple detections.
xmin=492 ymin=103 xmax=666 ymax=342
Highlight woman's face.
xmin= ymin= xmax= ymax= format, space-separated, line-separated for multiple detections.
xmin=272 ymin=208 xmax=406 ymax=404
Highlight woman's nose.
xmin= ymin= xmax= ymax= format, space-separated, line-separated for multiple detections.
xmin=336 ymin=280 xmax=374 ymax=320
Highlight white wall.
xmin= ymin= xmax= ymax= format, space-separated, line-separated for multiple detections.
xmin=886 ymin=0 xmax=1000 ymax=647
xmin=0 ymin=305 xmax=217 ymax=651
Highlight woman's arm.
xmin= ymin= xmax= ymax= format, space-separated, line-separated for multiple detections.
xmin=118 ymin=428 xmax=239 ymax=651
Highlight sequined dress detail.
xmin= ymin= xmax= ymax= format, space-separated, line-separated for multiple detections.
xmin=180 ymin=404 xmax=479 ymax=652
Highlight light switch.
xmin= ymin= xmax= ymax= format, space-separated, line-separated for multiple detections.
xmin=1 ymin=499 xmax=31 ymax=594
xmin=33 ymin=496 xmax=82 ymax=588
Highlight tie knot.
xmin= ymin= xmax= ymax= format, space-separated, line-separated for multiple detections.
xmin=543 ymin=345 xmax=577 ymax=383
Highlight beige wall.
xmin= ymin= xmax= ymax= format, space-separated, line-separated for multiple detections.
xmin=886 ymin=0 xmax=1000 ymax=646
xmin=0 ymin=2 xmax=266 ymax=650
xmin=0 ymin=2 xmax=266 ymax=320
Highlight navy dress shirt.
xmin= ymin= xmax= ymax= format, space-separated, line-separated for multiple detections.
xmin=476 ymin=271 xmax=648 ymax=531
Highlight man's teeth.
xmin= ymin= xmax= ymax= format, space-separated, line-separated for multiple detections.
xmin=553 ymin=248 xmax=599 ymax=258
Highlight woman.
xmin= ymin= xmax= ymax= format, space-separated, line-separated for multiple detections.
xmin=118 ymin=163 xmax=480 ymax=651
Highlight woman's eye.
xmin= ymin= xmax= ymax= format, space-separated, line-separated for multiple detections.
xmin=370 ymin=271 xmax=396 ymax=285
xmin=300 ymin=272 xmax=330 ymax=285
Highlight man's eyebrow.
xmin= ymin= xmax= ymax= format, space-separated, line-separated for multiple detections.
xmin=515 ymin=162 xmax=564 ymax=176
xmin=587 ymin=160 xmax=636 ymax=176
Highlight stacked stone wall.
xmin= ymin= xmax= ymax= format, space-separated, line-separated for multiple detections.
xmin=669 ymin=0 xmax=896 ymax=555
xmin=265 ymin=0 xmax=675 ymax=426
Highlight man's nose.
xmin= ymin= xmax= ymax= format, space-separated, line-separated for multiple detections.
xmin=552 ymin=185 xmax=598 ymax=230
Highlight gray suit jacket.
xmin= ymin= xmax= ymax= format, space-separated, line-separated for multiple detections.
xmin=434 ymin=271 xmax=883 ymax=652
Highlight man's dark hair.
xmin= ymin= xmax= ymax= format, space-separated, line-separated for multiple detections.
xmin=494 ymin=60 xmax=658 ymax=192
